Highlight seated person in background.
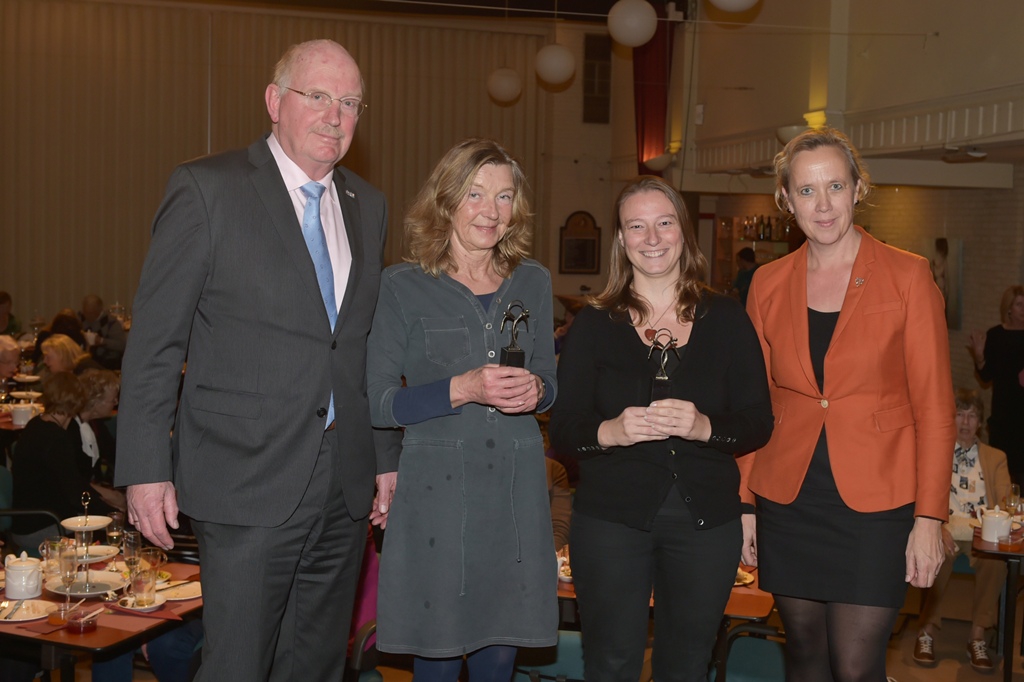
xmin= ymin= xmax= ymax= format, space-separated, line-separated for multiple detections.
xmin=10 ymin=372 xmax=115 ymax=550
xmin=74 ymin=369 xmax=121 ymax=482
xmin=546 ymin=458 xmax=572 ymax=552
xmin=39 ymin=333 xmax=100 ymax=377
xmin=32 ymin=311 xmax=87 ymax=364
xmin=79 ymin=294 xmax=127 ymax=370
xmin=0 ymin=291 xmax=20 ymax=336
xmin=0 ymin=333 xmax=19 ymax=436
xmin=730 ymin=247 xmax=758 ymax=307
xmin=0 ymin=335 xmax=18 ymax=379
xmin=914 ymin=387 xmax=1010 ymax=672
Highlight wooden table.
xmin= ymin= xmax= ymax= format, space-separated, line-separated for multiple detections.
xmin=0 ymin=561 xmax=202 ymax=679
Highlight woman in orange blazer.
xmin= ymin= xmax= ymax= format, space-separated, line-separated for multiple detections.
xmin=741 ymin=127 xmax=955 ymax=681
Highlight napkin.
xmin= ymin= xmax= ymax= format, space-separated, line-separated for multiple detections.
xmin=109 ymin=603 xmax=181 ymax=620
xmin=19 ymin=621 xmax=66 ymax=634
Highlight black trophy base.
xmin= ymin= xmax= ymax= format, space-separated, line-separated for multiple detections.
xmin=500 ymin=347 xmax=525 ymax=367
xmin=650 ymin=378 xmax=673 ymax=402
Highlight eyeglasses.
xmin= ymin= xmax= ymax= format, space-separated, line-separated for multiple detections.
xmin=282 ymin=87 xmax=367 ymax=118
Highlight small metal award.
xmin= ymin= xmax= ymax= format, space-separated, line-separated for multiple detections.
xmin=647 ymin=329 xmax=679 ymax=401
xmin=499 ymin=300 xmax=530 ymax=367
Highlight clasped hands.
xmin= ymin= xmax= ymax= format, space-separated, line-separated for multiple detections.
xmin=598 ymin=399 xmax=711 ymax=449
xmin=450 ymin=364 xmax=544 ymax=414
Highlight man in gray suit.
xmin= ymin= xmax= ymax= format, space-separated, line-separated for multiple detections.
xmin=115 ymin=39 xmax=399 ymax=681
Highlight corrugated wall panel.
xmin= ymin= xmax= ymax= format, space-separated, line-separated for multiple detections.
xmin=1 ymin=0 xmax=549 ymax=320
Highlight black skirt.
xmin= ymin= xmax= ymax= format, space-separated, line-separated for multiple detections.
xmin=757 ymin=429 xmax=915 ymax=608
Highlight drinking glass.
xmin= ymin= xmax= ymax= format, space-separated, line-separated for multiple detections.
xmin=39 ymin=536 xmax=69 ymax=581
xmin=139 ymin=547 xmax=168 ymax=572
xmin=131 ymin=569 xmax=158 ymax=607
xmin=106 ymin=512 xmax=125 ymax=572
xmin=0 ymin=378 xmax=8 ymax=403
xmin=59 ymin=541 xmax=79 ymax=606
xmin=1010 ymin=484 xmax=1021 ymax=513
xmin=122 ymin=530 xmax=143 ymax=595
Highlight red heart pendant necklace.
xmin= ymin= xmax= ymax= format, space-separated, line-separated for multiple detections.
xmin=641 ymin=302 xmax=675 ymax=342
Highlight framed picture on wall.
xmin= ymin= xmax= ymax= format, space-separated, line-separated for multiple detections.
xmin=559 ymin=211 xmax=601 ymax=274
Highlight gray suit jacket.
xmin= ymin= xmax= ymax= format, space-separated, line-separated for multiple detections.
xmin=115 ymin=136 xmax=400 ymax=526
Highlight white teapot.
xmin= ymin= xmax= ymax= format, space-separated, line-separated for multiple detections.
xmin=977 ymin=506 xmax=1013 ymax=543
xmin=4 ymin=551 xmax=42 ymax=599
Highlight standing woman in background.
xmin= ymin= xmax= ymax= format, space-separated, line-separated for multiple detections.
xmin=744 ymin=127 xmax=955 ymax=681
xmin=969 ymin=285 xmax=1024 ymax=483
xmin=551 ymin=175 xmax=773 ymax=682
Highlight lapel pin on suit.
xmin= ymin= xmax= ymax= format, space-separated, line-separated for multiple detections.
xmin=346 ymin=189 xmax=356 ymax=198
xmin=854 ymin=277 xmax=865 ymax=287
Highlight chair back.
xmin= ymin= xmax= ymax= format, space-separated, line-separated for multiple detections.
xmin=708 ymin=623 xmax=785 ymax=682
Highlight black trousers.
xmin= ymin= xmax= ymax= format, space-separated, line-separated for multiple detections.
xmin=570 ymin=507 xmax=741 ymax=682
xmin=192 ymin=428 xmax=367 ymax=682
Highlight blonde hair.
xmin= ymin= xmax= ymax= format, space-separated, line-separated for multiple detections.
xmin=78 ymin=369 xmax=120 ymax=411
xmin=41 ymin=334 xmax=89 ymax=370
xmin=592 ymin=176 xmax=707 ymax=324
xmin=999 ymin=285 xmax=1024 ymax=324
xmin=773 ymin=127 xmax=872 ymax=213
xmin=405 ymin=138 xmax=533 ymax=278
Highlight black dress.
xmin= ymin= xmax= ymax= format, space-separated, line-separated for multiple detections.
xmin=977 ymin=326 xmax=1024 ymax=483
xmin=757 ymin=308 xmax=915 ymax=608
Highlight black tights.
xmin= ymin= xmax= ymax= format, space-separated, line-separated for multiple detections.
xmin=775 ymin=595 xmax=898 ymax=682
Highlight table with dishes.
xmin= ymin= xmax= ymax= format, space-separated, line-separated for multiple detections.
xmin=0 ymin=514 xmax=203 ymax=679
xmin=0 ymin=372 xmax=43 ymax=431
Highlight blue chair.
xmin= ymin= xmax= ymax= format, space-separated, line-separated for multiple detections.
xmin=514 ymin=630 xmax=585 ymax=682
xmin=708 ymin=623 xmax=785 ymax=682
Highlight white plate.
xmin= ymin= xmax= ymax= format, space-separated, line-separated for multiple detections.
xmin=0 ymin=599 xmax=57 ymax=623
xmin=45 ymin=571 xmax=126 ymax=597
xmin=117 ymin=593 xmax=167 ymax=613
xmin=12 ymin=374 xmax=40 ymax=383
xmin=159 ymin=581 xmax=202 ymax=601
xmin=76 ymin=545 xmax=119 ymax=564
xmin=61 ymin=515 xmax=112 ymax=532
xmin=10 ymin=391 xmax=42 ymax=401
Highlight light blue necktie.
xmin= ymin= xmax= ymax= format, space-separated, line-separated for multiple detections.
xmin=301 ymin=181 xmax=336 ymax=427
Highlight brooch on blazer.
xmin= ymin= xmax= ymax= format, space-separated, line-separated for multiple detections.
xmin=345 ymin=189 xmax=356 ymax=198
xmin=854 ymin=277 xmax=865 ymax=287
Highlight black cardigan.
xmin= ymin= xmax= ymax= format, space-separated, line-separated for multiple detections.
xmin=550 ymin=292 xmax=773 ymax=531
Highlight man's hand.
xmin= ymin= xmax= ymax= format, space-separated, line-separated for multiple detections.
xmin=127 ymin=482 xmax=179 ymax=550
xmin=370 ymin=472 xmax=398 ymax=529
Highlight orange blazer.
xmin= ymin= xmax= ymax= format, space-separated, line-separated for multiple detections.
xmin=740 ymin=227 xmax=955 ymax=520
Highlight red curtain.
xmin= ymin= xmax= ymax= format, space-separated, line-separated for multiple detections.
xmin=634 ymin=3 xmax=673 ymax=177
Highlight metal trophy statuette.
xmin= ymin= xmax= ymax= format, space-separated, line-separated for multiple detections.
xmin=647 ymin=328 xmax=679 ymax=401
xmin=499 ymin=300 xmax=530 ymax=367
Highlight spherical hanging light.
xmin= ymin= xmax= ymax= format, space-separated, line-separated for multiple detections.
xmin=707 ymin=0 xmax=759 ymax=12
xmin=487 ymin=68 xmax=522 ymax=103
xmin=535 ymin=44 xmax=575 ymax=85
xmin=607 ymin=0 xmax=658 ymax=48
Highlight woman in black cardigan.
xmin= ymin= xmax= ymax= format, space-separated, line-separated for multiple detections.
xmin=550 ymin=176 xmax=773 ymax=682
